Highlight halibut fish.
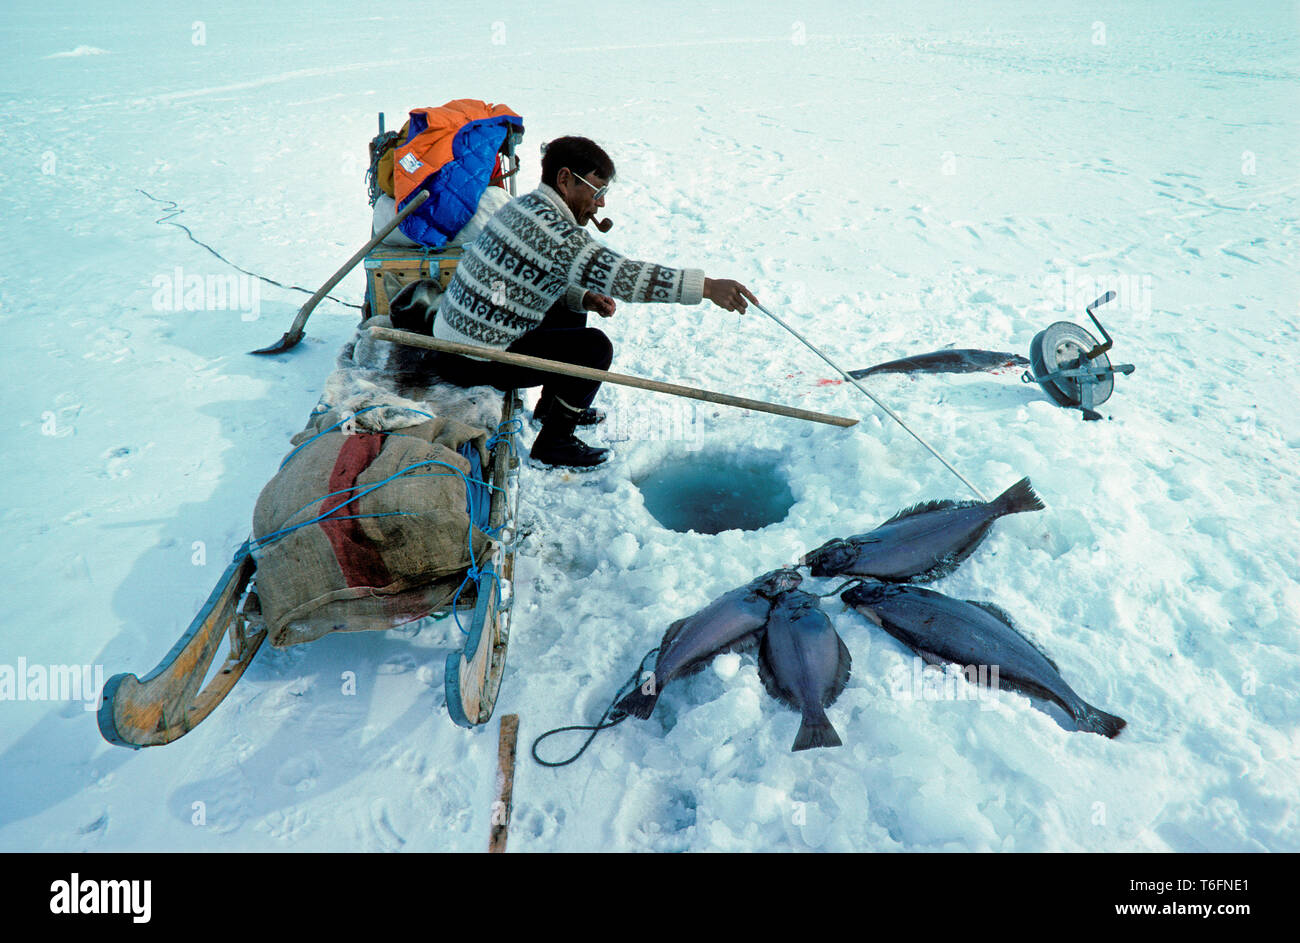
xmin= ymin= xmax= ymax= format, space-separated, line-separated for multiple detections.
xmin=842 ymin=582 xmax=1126 ymax=738
xmin=803 ymin=478 xmax=1045 ymax=583
xmin=758 ymin=590 xmax=852 ymax=751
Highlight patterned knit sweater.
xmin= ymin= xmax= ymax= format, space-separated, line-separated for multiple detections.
xmin=433 ymin=184 xmax=705 ymax=356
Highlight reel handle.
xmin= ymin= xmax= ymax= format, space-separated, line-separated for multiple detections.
xmin=1084 ymin=290 xmax=1117 ymax=358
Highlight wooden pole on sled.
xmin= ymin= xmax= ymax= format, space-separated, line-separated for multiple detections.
xmin=368 ymin=327 xmax=859 ymax=429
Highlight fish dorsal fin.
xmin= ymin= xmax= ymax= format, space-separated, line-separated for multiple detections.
xmin=880 ymin=498 xmax=981 ymax=526
xmin=757 ymin=634 xmax=799 ymax=711
xmin=966 ymin=600 xmax=1059 ymax=671
xmin=966 ymin=599 xmax=1017 ymax=627
xmin=822 ymin=632 xmax=853 ymax=707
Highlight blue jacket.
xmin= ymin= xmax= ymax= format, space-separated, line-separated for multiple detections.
xmin=393 ymin=102 xmax=524 ymax=248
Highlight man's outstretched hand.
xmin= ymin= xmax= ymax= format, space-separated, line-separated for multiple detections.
xmin=703 ymin=278 xmax=759 ymax=314
xmin=582 ymin=291 xmax=617 ymax=318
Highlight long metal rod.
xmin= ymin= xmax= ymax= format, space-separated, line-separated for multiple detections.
xmin=752 ymin=301 xmax=989 ymax=502
xmin=370 ymin=327 xmax=859 ymax=428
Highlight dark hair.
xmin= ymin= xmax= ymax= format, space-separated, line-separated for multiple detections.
xmin=541 ymin=136 xmax=615 ymax=188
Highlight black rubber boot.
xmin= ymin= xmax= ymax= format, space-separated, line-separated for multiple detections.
xmin=530 ymin=399 xmax=610 ymax=468
xmin=533 ymin=391 xmax=606 ymax=427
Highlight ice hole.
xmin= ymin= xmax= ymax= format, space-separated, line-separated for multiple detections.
xmin=635 ymin=452 xmax=794 ymax=535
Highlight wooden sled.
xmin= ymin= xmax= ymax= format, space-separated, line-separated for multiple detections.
xmin=98 ymin=392 xmax=524 ymax=748
xmin=104 ymin=112 xmax=528 ymax=748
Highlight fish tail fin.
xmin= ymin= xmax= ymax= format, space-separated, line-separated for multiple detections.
xmin=615 ymin=686 xmax=660 ymax=721
xmin=1078 ymin=703 xmax=1127 ymax=739
xmin=792 ymin=712 xmax=843 ymax=751
xmin=994 ymin=477 xmax=1046 ymax=516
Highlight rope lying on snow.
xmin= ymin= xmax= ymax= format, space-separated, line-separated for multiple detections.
xmin=138 ymin=189 xmax=363 ymax=310
xmin=531 ymin=647 xmax=660 ymax=768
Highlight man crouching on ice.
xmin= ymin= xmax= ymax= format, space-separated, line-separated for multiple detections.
xmin=431 ymin=135 xmax=757 ymax=468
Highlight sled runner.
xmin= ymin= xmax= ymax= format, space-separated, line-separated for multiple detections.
xmin=97 ymin=543 xmax=263 ymax=748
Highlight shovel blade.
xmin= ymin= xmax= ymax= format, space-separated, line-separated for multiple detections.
xmin=249 ymin=329 xmax=303 ymax=356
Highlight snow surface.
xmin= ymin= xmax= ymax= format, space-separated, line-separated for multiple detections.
xmin=1 ymin=1 xmax=1297 ymax=852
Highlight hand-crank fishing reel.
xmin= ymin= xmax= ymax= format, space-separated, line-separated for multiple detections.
xmin=1022 ymin=291 xmax=1135 ymax=420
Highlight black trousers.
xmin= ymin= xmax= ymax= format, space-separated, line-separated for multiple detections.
xmin=433 ymin=300 xmax=613 ymax=410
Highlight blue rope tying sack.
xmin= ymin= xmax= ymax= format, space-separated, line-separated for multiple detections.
xmin=485 ymin=417 xmax=524 ymax=459
xmin=256 ymin=405 xmax=518 ymax=634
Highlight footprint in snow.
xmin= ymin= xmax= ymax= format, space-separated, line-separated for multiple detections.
xmin=102 ymin=445 xmax=142 ymax=479
xmin=78 ymin=811 xmax=109 ymax=835
xmin=276 ymin=753 xmax=322 ymax=792
xmin=260 ymin=806 xmax=311 ymax=841
xmin=368 ymin=799 xmax=406 ymax=852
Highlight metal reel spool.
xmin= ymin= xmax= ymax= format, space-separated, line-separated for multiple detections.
xmin=1028 ymin=320 xmax=1114 ymax=408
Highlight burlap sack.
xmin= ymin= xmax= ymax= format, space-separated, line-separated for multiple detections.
xmin=251 ymin=416 xmax=492 ymax=646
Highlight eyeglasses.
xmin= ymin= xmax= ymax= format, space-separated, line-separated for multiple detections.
xmin=567 ymin=169 xmax=611 ymax=201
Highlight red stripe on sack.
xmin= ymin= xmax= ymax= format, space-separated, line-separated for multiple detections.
xmin=319 ymin=433 xmax=393 ymax=588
